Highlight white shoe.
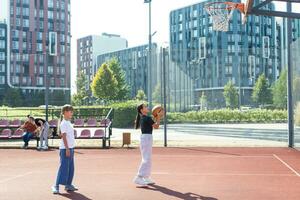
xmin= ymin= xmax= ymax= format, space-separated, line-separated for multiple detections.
xmin=134 ymin=176 xmax=147 ymax=186
xmin=37 ymin=146 xmax=42 ymax=150
xmin=143 ymin=177 xmax=155 ymax=185
xmin=42 ymin=146 xmax=48 ymax=150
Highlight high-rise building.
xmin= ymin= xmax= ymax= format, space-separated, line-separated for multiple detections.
xmin=96 ymin=44 xmax=158 ymax=98
xmin=0 ymin=21 xmax=7 ymax=98
xmin=169 ymin=0 xmax=280 ymax=108
xmin=2 ymin=0 xmax=71 ymax=106
xmin=77 ymin=33 xmax=128 ymax=90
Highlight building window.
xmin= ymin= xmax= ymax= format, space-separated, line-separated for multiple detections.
xmin=22 ymin=77 xmax=27 ymax=84
xmin=48 ymin=11 xmax=54 ymax=19
xmin=12 ymin=41 xmax=19 ymax=50
xmin=262 ymin=36 xmax=270 ymax=58
xmin=16 ymin=18 xmax=21 ymax=27
xmin=0 ymin=29 xmax=5 ymax=37
xmin=0 ymin=76 xmax=5 ymax=84
xmin=0 ymin=52 xmax=5 ymax=60
xmin=48 ymin=66 xmax=53 ymax=74
xmin=48 ymin=0 xmax=54 ymax=8
xmin=39 ymin=10 xmax=44 ymax=18
xmin=61 ymin=67 xmax=65 ymax=75
xmin=199 ymin=37 xmax=206 ymax=59
xmin=37 ymin=43 xmax=43 ymax=51
xmin=39 ymin=66 xmax=44 ymax=74
xmin=60 ymin=78 xmax=65 ymax=86
xmin=0 ymin=40 xmax=5 ymax=49
xmin=0 ymin=64 xmax=5 ymax=72
xmin=37 ymin=77 xmax=43 ymax=85
xmin=15 ymin=65 xmax=20 ymax=73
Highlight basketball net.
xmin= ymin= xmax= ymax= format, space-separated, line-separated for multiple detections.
xmin=205 ymin=2 xmax=245 ymax=32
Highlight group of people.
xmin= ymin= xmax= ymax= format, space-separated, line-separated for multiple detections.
xmin=18 ymin=115 xmax=49 ymax=150
xmin=51 ymin=103 xmax=162 ymax=194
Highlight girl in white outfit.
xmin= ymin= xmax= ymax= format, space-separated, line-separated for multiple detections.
xmin=134 ymin=103 xmax=161 ymax=186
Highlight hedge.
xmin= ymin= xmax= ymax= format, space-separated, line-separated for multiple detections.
xmin=1 ymin=105 xmax=288 ymax=128
xmin=167 ymin=109 xmax=287 ymax=124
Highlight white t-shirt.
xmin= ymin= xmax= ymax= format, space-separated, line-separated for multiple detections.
xmin=59 ymin=119 xmax=75 ymax=149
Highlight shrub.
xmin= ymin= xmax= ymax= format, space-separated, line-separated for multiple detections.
xmin=167 ymin=109 xmax=287 ymax=124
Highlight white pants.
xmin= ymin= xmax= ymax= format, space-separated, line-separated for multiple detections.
xmin=39 ymin=122 xmax=49 ymax=147
xmin=137 ymin=134 xmax=153 ymax=178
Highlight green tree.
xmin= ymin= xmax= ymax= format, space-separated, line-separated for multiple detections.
xmin=107 ymin=58 xmax=131 ymax=100
xmin=252 ymin=74 xmax=272 ymax=106
xmin=136 ymin=89 xmax=147 ymax=101
xmin=72 ymin=71 xmax=89 ymax=106
xmin=91 ymin=63 xmax=119 ymax=102
xmin=152 ymin=84 xmax=161 ymax=104
xmin=272 ymin=69 xmax=287 ymax=109
xmin=2 ymin=88 xmax=23 ymax=107
xmin=293 ymin=77 xmax=300 ymax=104
xmin=199 ymin=92 xmax=208 ymax=110
xmin=223 ymin=81 xmax=238 ymax=109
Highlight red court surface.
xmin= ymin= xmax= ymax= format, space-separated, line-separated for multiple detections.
xmin=0 ymin=147 xmax=300 ymax=200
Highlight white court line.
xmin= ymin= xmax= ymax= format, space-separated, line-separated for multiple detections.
xmin=77 ymin=171 xmax=294 ymax=177
xmin=0 ymin=172 xmax=33 ymax=184
xmin=273 ymin=154 xmax=300 ymax=177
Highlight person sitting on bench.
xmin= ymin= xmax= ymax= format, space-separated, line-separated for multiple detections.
xmin=18 ymin=115 xmax=38 ymax=149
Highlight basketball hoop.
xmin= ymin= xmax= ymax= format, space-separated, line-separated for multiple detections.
xmin=205 ymin=2 xmax=245 ymax=32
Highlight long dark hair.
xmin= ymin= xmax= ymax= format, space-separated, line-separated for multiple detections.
xmin=135 ymin=103 xmax=144 ymax=129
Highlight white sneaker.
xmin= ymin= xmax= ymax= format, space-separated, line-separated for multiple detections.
xmin=37 ymin=146 xmax=42 ymax=150
xmin=143 ymin=177 xmax=155 ymax=185
xmin=133 ymin=176 xmax=147 ymax=186
xmin=42 ymin=146 xmax=48 ymax=150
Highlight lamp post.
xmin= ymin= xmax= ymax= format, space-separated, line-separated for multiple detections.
xmin=144 ymin=0 xmax=153 ymax=108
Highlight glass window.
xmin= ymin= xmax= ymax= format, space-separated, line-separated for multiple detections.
xmin=0 ymin=40 xmax=5 ymax=48
xmin=0 ymin=29 xmax=5 ymax=37
xmin=37 ymin=43 xmax=43 ymax=51
xmin=48 ymin=11 xmax=54 ymax=19
xmin=60 ymin=78 xmax=65 ymax=86
xmin=0 ymin=64 xmax=5 ymax=72
xmin=0 ymin=76 xmax=5 ymax=84
xmin=48 ymin=0 xmax=54 ymax=8
xmin=39 ymin=66 xmax=44 ymax=74
xmin=48 ymin=66 xmax=53 ymax=74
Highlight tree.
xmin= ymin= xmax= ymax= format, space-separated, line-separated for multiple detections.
xmin=199 ymin=92 xmax=208 ymax=110
xmin=72 ymin=71 xmax=89 ymax=106
xmin=223 ymin=81 xmax=238 ymax=109
xmin=107 ymin=58 xmax=131 ymax=100
xmin=293 ymin=77 xmax=300 ymax=105
xmin=136 ymin=89 xmax=147 ymax=101
xmin=252 ymin=74 xmax=272 ymax=106
xmin=91 ymin=63 xmax=119 ymax=102
xmin=152 ymin=84 xmax=161 ymax=104
xmin=272 ymin=69 xmax=287 ymax=109
xmin=2 ymin=88 xmax=23 ymax=107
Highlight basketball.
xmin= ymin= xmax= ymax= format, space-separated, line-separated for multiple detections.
xmin=152 ymin=105 xmax=164 ymax=119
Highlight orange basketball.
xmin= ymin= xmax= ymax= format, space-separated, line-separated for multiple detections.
xmin=152 ymin=105 xmax=164 ymax=119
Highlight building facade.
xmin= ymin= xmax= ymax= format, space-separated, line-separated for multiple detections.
xmin=0 ymin=21 xmax=7 ymax=99
xmin=3 ymin=0 xmax=72 ymax=106
xmin=96 ymin=44 xmax=158 ymax=98
xmin=77 ymin=33 xmax=127 ymax=91
xmin=169 ymin=0 xmax=279 ymax=109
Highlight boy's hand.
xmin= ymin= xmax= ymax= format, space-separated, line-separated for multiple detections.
xmin=66 ymin=149 xmax=71 ymax=157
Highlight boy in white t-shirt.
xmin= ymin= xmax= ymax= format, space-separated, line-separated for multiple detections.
xmin=52 ymin=105 xmax=77 ymax=194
